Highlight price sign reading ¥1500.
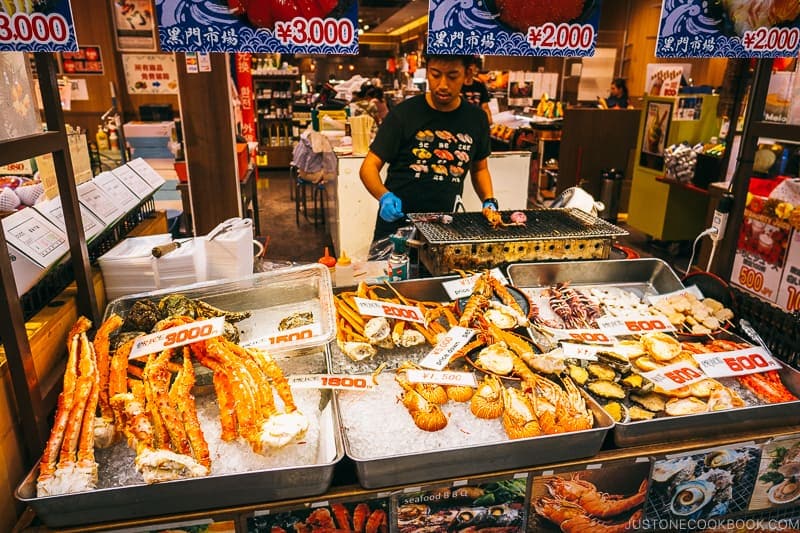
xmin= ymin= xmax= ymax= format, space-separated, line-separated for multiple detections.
xmin=641 ymin=362 xmax=707 ymax=391
xmin=527 ymin=22 xmax=595 ymax=52
xmin=692 ymin=347 xmax=782 ymax=378
xmin=405 ymin=369 xmax=477 ymax=388
xmin=274 ymin=17 xmax=356 ymax=48
xmin=597 ymin=315 xmax=675 ymax=336
xmin=354 ymin=297 xmax=426 ymax=324
xmin=129 ymin=317 xmax=225 ymax=359
xmin=288 ymin=374 xmax=374 ymax=391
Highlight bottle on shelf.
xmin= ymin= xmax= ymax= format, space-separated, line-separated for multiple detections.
xmin=96 ymin=125 xmax=109 ymax=151
xmin=335 ymin=250 xmax=354 ymax=287
xmin=108 ymin=125 xmax=119 ymax=150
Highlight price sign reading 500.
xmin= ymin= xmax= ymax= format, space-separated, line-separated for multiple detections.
xmin=275 ymin=17 xmax=355 ymax=47
xmin=0 ymin=12 xmax=71 ymax=45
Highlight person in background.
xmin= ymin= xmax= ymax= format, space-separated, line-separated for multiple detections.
xmin=368 ymin=86 xmax=389 ymax=124
xmin=600 ymin=78 xmax=632 ymax=109
xmin=461 ymin=56 xmax=492 ymax=124
xmin=360 ymin=54 xmax=497 ymax=244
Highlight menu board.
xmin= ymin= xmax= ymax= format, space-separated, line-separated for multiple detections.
xmin=657 ymin=0 xmax=800 ymax=57
xmin=427 ymin=0 xmax=602 ymax=56
xmin=156 ymin=0 xmax=358 ymax=54
xmin=93 ymin=171 xmax=141 ymax=212
xmin=127 ymin=158 xmax=167 ymax=189
xmin=111 ymin=165 xmax=154 ymax=198
xmin=34 ymin=197 xmax=105 ymax=242
xmin=76 ymin=181 xmax=125 ymax=226
xmin=2 ymin=209 xmax=68 ymax=267
xmin=0 ymin=0 xmax=77 ymax=52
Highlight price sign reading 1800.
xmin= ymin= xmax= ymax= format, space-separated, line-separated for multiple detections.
xmin=274 ymin=17 xmax=355 ymax=47
xmin=527 ymin=23 xmax=595 ymax=52
xmin=288 ymin=374 xmax=374 ymax=391
xmin=0 ymin=12 xmax=71 ymax=48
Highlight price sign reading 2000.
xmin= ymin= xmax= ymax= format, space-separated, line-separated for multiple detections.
xmin=275 ymin=17 xmax=355 ymax=47
xmin=0 ymin=12 xmax=71 ymax=45
xmin=527 ymin=23 xmax=595 ymax=51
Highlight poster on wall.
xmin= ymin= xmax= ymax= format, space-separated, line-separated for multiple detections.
xmin=0 ymin=53 xmax=41 ymax=141
xmin=61 ymin=46 xmax=104 ymax=75
xmin=122 ymin=53 xmax=179 ymax=94
xmin=507 ymin=71 xmax=535 ymax=107
xmin=639 ymin=100 xmax=672 ymax=170
xmin=427 ymin=0 xmax=602 ymax=56
xmin=112 ymin=0 xmax=158 ymax=51
xmin=247 ymin=496 xmax=389 ymax=531
xmin=645 ymin=64 xmax=691 ymax=97
xmin=155 ymin=0 xmax=358 ymax=54
xmin=656 ymin=0 xmax=800 ymax=58
xmin=0 ymin=0 xmax=77 ymax=52
xmin=750 ymin=436 xmax=800 ymax=511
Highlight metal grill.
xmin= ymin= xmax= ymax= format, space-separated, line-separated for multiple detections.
xmin=410 ymin=208 xmax=627 ymax=244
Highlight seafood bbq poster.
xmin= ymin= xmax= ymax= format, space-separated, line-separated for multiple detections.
xmin=155 ymin=0 xmax=358 ymax=54
xmin=0 ymin=0 xmax=77 ymax=52
xmin=426 ymin=0 xmax=602 ymax=57
xmin=656 ymin=0 xmax=800 ymax=58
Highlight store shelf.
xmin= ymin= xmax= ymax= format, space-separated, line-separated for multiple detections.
xmin=0 ymin=131 xmax=63 ymax=166
xmin=655 ymin=175 xmax=710 ymax=196
xmin=751 ymin=121 xmax=800 ymax=142
xmin=254 ymin=74 xmax=298 ymax=168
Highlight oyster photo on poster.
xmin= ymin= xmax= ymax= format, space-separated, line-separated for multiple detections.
xmin=657 ymin=0 xmax=800 ymax=58
xmin=426 ymin=0 xmax=602 ymax=56
xmin=155 ymin=0 xmax=358 ymax=54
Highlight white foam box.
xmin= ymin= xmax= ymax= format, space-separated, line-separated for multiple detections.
xmin=123 ymin=121 xmax=174 ymax=139
xmin=2 ymin=208 xmax=69 ymax=295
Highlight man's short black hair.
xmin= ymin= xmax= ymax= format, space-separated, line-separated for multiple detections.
xmin=422 ymin=53 xmax=473 ymax=69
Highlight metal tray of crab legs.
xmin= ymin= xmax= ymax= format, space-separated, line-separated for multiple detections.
xmin=15 ymin=267 xmax=344 ymax=528
xmin=330 ymin=276 xmax=615 ymax=489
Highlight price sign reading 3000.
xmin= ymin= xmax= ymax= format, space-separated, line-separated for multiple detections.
xmin=0 ymin=12 xmax=71 ymax=47
xmin=274 ymin=17 xmax=355 ymax=47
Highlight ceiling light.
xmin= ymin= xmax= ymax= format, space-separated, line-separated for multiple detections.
xmin=338 ymin=64 xmax=343 ymax=70
xmin=358 ymin=28 xmax=364 ymax=35
xmin=363 ymin=24 xmax=369 ymax=30
xmin=358 ymin=18 xmax=363 ymax=22
xmin=348 ymin=65 xmax=355 ymax=71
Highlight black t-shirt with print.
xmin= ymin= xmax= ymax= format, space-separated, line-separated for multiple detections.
xmin=369 ymin=94 xmax=491 ymax=239
xmin=461 ymin=79 xmax=490 ymax=107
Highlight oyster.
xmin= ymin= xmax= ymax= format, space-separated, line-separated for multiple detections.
xmin=112 ymin=331 xmax=145 ymax=351
xmin=664 ymin=396 xmax=708 ymax=416
xmin=222 ymin=321 xmax=240 ymax=343
xmin=670 ymin=479 xmax=715 ymax=516
xmin=698 ymin=468 xmax=735 ymax=502
xmin=587 ymin=362 xmax=617 ymax=382
xmin=612 ymin=340 xmax=646 ymax=359
xmin=642 ymin=332 xmax=681 ymax=362
xmin=587 ymin=380 xmax=626 ymax=400
xmin=158 ymin=294 xmax=197 ymax=319
xmin=568 ymin=364 xmax=589 ymax=386
xmin=652 ymin=457 xmax=695 ymax=483
xmin=628 ymin=405 xmax=656 ymax=421
xmin=630 ymin=392 xmax=667 ymax=413
xmin=705 ymin=450 xmax=742 ymax=469
xmin=633 ymin=356 xmax=659 ymax=372
xmin=603 ymin=401 xmax=628 ymax=422
xmin=475 ymin=342 xmax=515 ymax=376
xmin=123 ymin=300 xmax=160 ymax=332
xmin=194 ymin=298 xmax=251 ymax=322
xmin=278 ymin=311 xmax=314 ymax=331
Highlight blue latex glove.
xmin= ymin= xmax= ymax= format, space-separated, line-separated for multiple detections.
xmin=482 ymin=197 xmax=499 ymax=211
xmin=379 ymin=192 xmax=405 ymax=222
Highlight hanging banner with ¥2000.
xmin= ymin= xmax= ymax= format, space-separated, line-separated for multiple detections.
xmin=427 ymin=0 xmax=602 ymax=57
xmin=656 ymin=0 xmax=800 ymax=58
xmin=155 ymin=0 xmax=358 ymax=54
xmin=0 ymin=0 xmax=77 ymax=52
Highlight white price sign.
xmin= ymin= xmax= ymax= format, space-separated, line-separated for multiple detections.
xmin=288 ymin=374 xmax=374 ymax=391
xmin=354 ymin=297 xmax=426 ymax=324
xmin=128 ymin=158 xmax=167 ymax=189
xmin=692 ymin=347 xmax=781 ymax=378
xmin=545 ymin=327 xmax=615 ymax=344
xmin=241 ymin=323 xmax=323 ymax=349
xmin=641 ymin=361 xmax=706 ymax=391
xmin=130 ymin=317 xmax=225 ymax=358
xmin=441 ymin=268 xmax=508 ymax=300
xmin=419 ymin=326 xmax=476 ymax=370
xmin=405 ymin=369 xmax=477 ymax=388
xmin=597 ymin=315 xmax=675 ymax=336
xmin=558 ymin=342 xmax=601 ymax=361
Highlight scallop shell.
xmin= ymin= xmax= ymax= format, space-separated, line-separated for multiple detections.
xmin=705 ymin=450 xmax=741 ymax=469
xmin=670 ymin=479 xmax=715 ymax=516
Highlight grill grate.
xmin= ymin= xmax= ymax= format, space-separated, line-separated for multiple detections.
xmin=410 ymin=208 xmax=627 ymax=244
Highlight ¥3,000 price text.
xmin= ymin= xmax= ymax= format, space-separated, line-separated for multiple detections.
xmin=743 ymin=27 xmax=800 ymax=52
xmin=0 ymin=12 xmax=70 ymax=45
xmin=274 ymin=17 xmax=355 ymax=47
xmin=528 ymin=23 xmax=595 ymax=51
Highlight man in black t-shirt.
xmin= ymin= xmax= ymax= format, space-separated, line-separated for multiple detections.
xmin=360 ymin=54 xmax=497 ymax=242
xmin=461 ymin=56 xmax=492 ymax=124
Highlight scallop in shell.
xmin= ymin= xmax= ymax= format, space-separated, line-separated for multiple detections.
xmin=474 ymin=342 xmax=515 ymax=376
xmin=651 ymin=457 xmax=696 ymax=483
xmin=485 ymin=301 xmax=524 ymax=329
xmin=670 ymin=479 xmax=715 ymax=516
xmin=705 ymin=450 xmax=742 ymax=469
xmin=642 ymin=332 xmax=681 ymax=362
xmin=664 ymin=396 xmax=708 ymax=416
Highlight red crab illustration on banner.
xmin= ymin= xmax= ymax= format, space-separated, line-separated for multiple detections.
xmin=227 ymin=0 xmax=340 ymax=28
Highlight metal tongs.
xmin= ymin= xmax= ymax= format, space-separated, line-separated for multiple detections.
xmin=738 ymin=319 xmax=768 ymax=349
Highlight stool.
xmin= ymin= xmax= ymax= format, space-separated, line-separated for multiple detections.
xmin=294 ymin=172 xmax=327 ymax=227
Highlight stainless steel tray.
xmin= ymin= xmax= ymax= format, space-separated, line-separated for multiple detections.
xmin=506 ymin=258 xmax=684 ymax=295
xmin=337 ymin=388 xmax=614 ymax=489
xmin=16 ymin=386 xmax=344 ymax=528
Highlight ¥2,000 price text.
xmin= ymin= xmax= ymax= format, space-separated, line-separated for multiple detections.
xmin=528 ymin=23 xmax=595 ymax=51
xmin=743 ymin=27 xmax=800 ymax=52
xmin=0 ymin=12 xmax=70 ymax=45
xmin=274 ymin=17 xmax=355 ymax=47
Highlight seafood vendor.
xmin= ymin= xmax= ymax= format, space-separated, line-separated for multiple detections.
xmin=461 ymin=56 xmax=492 ymax=124
xmin=359 ymin=53 xmax=497 ymax=243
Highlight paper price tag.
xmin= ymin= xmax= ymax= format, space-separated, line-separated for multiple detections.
xmin=288 ymin=374 xmax=375 ymax=391
xmin=419 ymin=327 xmax=476 ymax=370
xmin=693 ymin=347 xmax=781 ymax=378
xmin=641 ymin=361 xmax=707 ymax=391
xmin=354 ymin=297 xmax=426 ymax=324
xmin=441 ymin=268 xmax=508 ymax=300
xmin=742 ymin=27 xmax=800 ymax=54
xmin=130 ymin=317 xmax=225 ymax=358
xmin=546 ymin=328 xmax=615 ymax=344
xmin=111 ymin=166 xmax=151 ymax=198
xmin=646 ymin=285 xmax=704 ymax=305
xmin=597 ymin=315 xmax=675 ymax=336
xmin=241 ymin=323 xmax=323 ymax=349
xmin=558 ymin=342 xmax=601 ymax=361
xmin=405 ymin=369 xmax=477 ymax=388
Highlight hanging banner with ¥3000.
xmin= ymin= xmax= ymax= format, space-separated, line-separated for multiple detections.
xmin=0 ymin=0 xmax=77 ymax=51
xmin=155 ymin=0 xmax=358 ymax=54
xmin=427 ymin=0 xmax=602 ymax=57
xmin=656 ymin=0 xmax=800 ymax=58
